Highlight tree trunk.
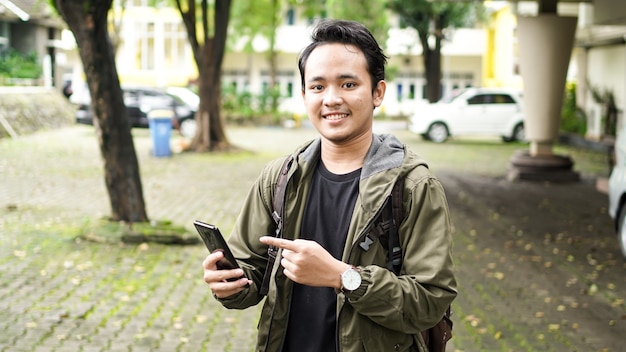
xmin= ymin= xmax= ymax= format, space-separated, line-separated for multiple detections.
xmin=179 ymin=0 xmax=232 ymax=152
xmin=55 ymin=0 xmax=148 ymax=223
xmin=269 ymin=0 xmax=279 ymax=113
xmin=193 ymin=38 xmax=229 ymax=151
xmin=419 ymin=32 xmax=443 ymax=103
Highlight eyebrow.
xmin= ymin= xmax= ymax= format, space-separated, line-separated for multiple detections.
xmin=306 ymin=73 xmax=359 ymax=84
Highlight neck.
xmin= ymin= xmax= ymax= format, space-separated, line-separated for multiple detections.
xmin=320 ymin=133 xmax=372 ymax=174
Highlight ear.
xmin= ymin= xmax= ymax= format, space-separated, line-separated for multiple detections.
xmin=373 ymin=80 xmax=386 ymax=108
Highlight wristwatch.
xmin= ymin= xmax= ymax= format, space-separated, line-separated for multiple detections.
xmin=339 ymin=266 xmax=361 ymax=294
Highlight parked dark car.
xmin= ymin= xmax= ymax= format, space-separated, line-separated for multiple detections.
xmin=73 ymin=85 xmax=198 ymax=138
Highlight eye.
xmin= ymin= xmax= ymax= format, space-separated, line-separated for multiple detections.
xmin=344 ymin=82 xmax=356 ymax=89
xmin=310 ymin=84 xmax=324 ymax=92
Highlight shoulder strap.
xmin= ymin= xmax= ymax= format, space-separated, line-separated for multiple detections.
xmin=388 ymin=176 xmax=404 ymax=275
xmin=260 ymin=155 xmax=294 ymax=296
xmin=271 ymin=155 xmax=293 ymax=227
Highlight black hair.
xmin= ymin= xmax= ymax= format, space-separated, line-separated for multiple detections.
xmin=298 ymin=19 xmax=388 ymax=94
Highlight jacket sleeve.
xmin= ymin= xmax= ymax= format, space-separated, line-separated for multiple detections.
xmin=216 ymin=158 xmax=285 ymax=309
xmin=346 ymin=173 xmax=457 ymax=333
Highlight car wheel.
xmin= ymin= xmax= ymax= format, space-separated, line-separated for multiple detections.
xmin=179 ymin=118 xmax=197 ymax=139
xmin=427 ymin=122 xmax=449 ymax=143
xmin=512 ymin=123 xmax=525 ymax=142
xmin=618 ymin=205 xmax=626 ymax=258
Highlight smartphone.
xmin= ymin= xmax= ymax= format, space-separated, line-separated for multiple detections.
xmin=193 ymin=220 xmax=247 ymax=282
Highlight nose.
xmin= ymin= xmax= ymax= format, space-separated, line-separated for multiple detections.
xmin=323 ymin=87 xmax=342 ymax=106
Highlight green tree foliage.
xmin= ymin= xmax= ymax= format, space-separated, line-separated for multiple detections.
xmin=387 ymin=0 xmax=486 ymax=102
xmin=561 ymin=82 xmax=586 ymax=136
xmin=0 ymin=49 xmax=42 ymax=79
xmin=230 ymin=0 xmax=285 ymax=114
xmin=589 ymin=82 xmax=619 ymax=137
xmin=323 ymin=0 xmax=389 ymax=45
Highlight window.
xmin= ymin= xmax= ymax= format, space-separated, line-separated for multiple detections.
xmin=260 ymin=70 xmax=296 ymax=98
xmin=163 ymin=22 xmax=187 ymax=69
xmin=286 ymin=8 xmax=295 ymax=25
xmin=468 ymin=93 xmax=515 ymax=105
xmin=0 ymin=22 xmax=8 ymax=54
xmin=493 ymin=94 xmax=515 ymax=104
xmin=137 ymin=22 xmax=155 ymax=70
xmin=467 ymin=94 xmax=488 ymax=105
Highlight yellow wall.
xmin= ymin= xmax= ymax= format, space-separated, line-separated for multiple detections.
xmin=482 ymin=4 xmax=523 ymax=89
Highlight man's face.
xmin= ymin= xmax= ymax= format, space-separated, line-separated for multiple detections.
xmin=302 ymin=43 xmax=385 ymax=145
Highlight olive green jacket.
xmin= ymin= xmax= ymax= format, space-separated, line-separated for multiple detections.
xmin=219 ymin=134 xmax=457 ymax=352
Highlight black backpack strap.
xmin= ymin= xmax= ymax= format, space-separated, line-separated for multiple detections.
xmin=357 ymin=176 xmax=405 ymax=275
xmin=388 ymin=177 xmax=404 ymax=275
xmin=260 ymin=155 xmax=294 ymax=296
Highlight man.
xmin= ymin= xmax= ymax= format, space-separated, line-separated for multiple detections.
xmin=203 ymin=19 xmax=456 ymax=352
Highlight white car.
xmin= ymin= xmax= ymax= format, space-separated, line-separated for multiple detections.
xmin=607 ymin=130 xmax=626 ymax=258
xmin=408 ymin=87 xmax=526 ymax=143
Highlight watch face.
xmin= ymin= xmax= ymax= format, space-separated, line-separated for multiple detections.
xmin=341 ymin=268 xmax=362 ymax=291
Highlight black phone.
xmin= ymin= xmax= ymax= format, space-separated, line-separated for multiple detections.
xmin=193 ymin=220 xmax=247 ymax=282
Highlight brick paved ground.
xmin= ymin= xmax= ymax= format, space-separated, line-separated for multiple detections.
xmin=1 ymin=124 xmax=624 ymax=351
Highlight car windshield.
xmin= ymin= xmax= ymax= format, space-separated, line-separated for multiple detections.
xmin=438 ymin=88 xmax=468 ymax=104
xmin=167 ymin=87 xmax=199 ymax=109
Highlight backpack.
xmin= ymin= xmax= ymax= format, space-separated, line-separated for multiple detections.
xmin=260 ymin=155 xmax=453 ymax=351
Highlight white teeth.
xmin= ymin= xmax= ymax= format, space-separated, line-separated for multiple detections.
xmin=325 ymin=114 xmax=346 ymax=120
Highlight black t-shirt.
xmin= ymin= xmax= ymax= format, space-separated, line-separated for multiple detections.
xmin=282 ymin=162 xmax=361 ymax=352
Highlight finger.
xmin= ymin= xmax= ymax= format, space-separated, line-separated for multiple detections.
xmin=280 ymin=248 xmax=293 ymax=259
xmin=219 ymin=268 xmax=246 ymax=282
xmin=202 ymin=251 xmax=224 ymax=269
xmin=210 ymin=278 xmax=251 ymax=298
xmin=204 ymin=268 xmax=245 ymax=284
xmin=260 ymin=236 xmax=297 ymax=250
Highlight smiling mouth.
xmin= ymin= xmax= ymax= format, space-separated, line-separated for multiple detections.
xmin=324 ymin=113 xmax=348 ymax=121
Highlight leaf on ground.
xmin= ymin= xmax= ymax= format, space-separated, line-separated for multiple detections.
xmin=195 ymin=315 xmax=208 ymax=323
xmin=548 ymin=324 xmax=560 ymax=331
xmin=464 ymin=315 xmax=481 ymax=327
xmin=535 ymin=311 xmax=545 ymax=318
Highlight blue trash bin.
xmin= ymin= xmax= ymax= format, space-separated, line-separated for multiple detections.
xmin=148 ymin=109 xmax=173 ymax=157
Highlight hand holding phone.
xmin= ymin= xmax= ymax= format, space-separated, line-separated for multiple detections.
xmin=194 ymin=220 xmax=247 ymax=282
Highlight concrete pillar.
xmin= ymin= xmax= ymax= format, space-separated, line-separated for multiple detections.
xmin=507 ymin=4 xmax=581 ymax=182
xmin=517 ymin=14 xmax=577 ymax=155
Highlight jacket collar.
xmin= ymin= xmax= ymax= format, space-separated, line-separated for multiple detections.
xmin=296 ymin=134 xmax=405 ymax=180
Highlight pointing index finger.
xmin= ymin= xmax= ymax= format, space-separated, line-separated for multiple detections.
xmin=260 ymin=236 xmax=295 ymax=250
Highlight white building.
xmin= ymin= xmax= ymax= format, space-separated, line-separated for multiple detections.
xmin=64 ymin=1 xmax=626 ymax=138
xmin=68 ymin=4 xmax=486 ymax=119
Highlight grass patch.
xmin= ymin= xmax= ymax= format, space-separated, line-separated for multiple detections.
xmin=77 ymin=218 xmax=199 ymax=245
